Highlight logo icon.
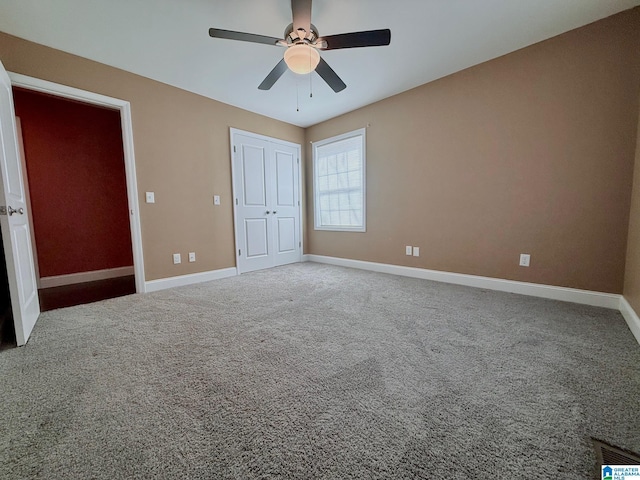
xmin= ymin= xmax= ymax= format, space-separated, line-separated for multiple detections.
xmin=602 ymin=465 xmax=613 ymax=480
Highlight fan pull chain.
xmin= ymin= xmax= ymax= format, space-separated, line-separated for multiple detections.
xmin=296 ymin=80 xmax=300 ymax=112
xmin=309 ymin=51 xmax=313 ymax=98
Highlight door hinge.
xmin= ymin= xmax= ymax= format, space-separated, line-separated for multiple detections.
xmin=299 ymin=241 xmax=301 ymax=247
xmin=235 ymin=198 xmax=238 ymax=206
xmin=298 ymin=200 xmax=300 ymax=206
xmin=297 ymin=158 xmax=300 ymax=164
xmin=238 ymin=249 xmax=241 ymax=256
xmin=0 ymin=206 xmax=6 ymax=216
xmin=233 ymin=145 xmax=236 ymax=153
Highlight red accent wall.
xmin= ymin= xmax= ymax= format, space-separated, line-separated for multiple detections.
xmin=12 ymin=88 xmax=133 ymax=277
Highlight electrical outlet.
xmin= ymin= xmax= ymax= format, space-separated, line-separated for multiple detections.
xmin=173 ymin=253 xmax=181 ymax=264
xmin=213 ymin=195 xmax=221 ymax=206
xmin=189 ymin=252 xmax=196 ymax=262
xmin=405 ymin=246 xmax=412 ymax=256
xmin=145 ymin=192 xmax=155 ymax=204
xmin=413 ymin=247 xmax=420 ymax=257
xmin=519 ymin=253 xmax=530 ymax=267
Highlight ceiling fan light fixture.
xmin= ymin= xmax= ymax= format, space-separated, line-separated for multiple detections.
xmin=284 ymin=44 xmax=320 ymax=74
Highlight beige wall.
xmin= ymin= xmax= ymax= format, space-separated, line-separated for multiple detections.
xmin=0 ymin=32 xmax=305 ymax=281
xmin=305 ymin=9 xmax=640 ymax=294
xmin=624 ymin=92 xmax=640 ymax=310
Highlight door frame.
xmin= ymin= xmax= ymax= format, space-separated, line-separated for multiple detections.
xmin=9 ymin=73 xmax=146 ymax=293
xmin=229 ymin=128 xmax=303 ymax=274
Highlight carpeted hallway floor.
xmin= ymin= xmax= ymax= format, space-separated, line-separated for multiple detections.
xmin=1 ymin=263 xmax=639 ymax=479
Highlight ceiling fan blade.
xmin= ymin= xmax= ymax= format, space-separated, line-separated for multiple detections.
xmin=258 ymin=59 xmax=289 ymax=90
xmin=318 ymin=29 xmax=391 ymax=50
xmin=291 ymin=0 xmax=312 ymax=39
xmin=209 ymin=28 xmax=282 ymax=46
xmin=315 ymin=57 xmax=346 ymax=93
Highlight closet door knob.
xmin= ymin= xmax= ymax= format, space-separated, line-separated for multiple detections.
xmin=273 ymin=211 xmax=277 ymax=214
xmin=266 ymin=211 xmax=271 ymax=214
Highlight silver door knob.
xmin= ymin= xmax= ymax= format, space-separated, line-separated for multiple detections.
xmin=8 ymin=206 xmax=23 ymax=216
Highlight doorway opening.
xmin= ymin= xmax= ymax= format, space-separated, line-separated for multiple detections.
xmin=0 ymin=72 xmax=144 ymax=346
xmin=11 ymin=87 xmax=136 ymax=313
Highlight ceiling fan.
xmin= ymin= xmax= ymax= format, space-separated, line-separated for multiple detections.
xmin=208 ymin=0 xmax=391 ymax=93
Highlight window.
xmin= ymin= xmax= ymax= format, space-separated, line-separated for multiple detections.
xmin=313 ymin=128 xmax=366 ymax=232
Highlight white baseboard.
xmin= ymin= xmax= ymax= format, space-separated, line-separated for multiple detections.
xmin=40 ymin=266 xmax=135 ymax=288
xmin=305 ymin=255 xmax=621 ymax=310
xmin=144 ymin=267 xmax=237 ymax=293
xmin=619 ymin=297 xmax=640 ymax=345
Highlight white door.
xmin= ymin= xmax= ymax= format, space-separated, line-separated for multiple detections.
xmin=0 ymin=61 xmax=40 ymax=346
xmin=232 ymin=131 xmax=301 ymax=274
xmin=234 ymin=134 xmax=274 ymax=273
xmin=272 ymin=143 xmax=300 ymax=267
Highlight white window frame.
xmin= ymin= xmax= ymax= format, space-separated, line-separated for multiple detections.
xmin=313 ymin=128 xmax=366 ymax=232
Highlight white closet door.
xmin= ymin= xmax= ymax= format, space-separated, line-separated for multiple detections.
xmin=234 ymin=134 xmax=273 ymax=273
xmin=272 ymin=143 xmax=300 ymax=267
xmin=232 ymin=130 xmax=301 ymax=274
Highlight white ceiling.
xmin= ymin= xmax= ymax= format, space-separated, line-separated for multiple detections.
xmin=1 ymin=0 xmax=639 ymax=127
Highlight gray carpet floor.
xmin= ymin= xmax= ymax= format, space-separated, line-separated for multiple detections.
xmin=1 ymin=263 xmax=639 ymax=479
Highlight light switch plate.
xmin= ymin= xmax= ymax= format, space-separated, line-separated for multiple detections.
xmin=519 ymin=253 xmax=530 ymax=267
xmin=145 ymin=192 xmax=155 ymax=204
xmin=413 ymin=247 xmax=420 ymax=257
xmin=189 ymin=252 xmax=196 ymax=262
xmin=405 ymin=246 xmax=412 ymax=256
xmin=214 ymin=195 xmax=221 ymax=206
xmin=173 ymin=253 xmax=181 ymax=264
